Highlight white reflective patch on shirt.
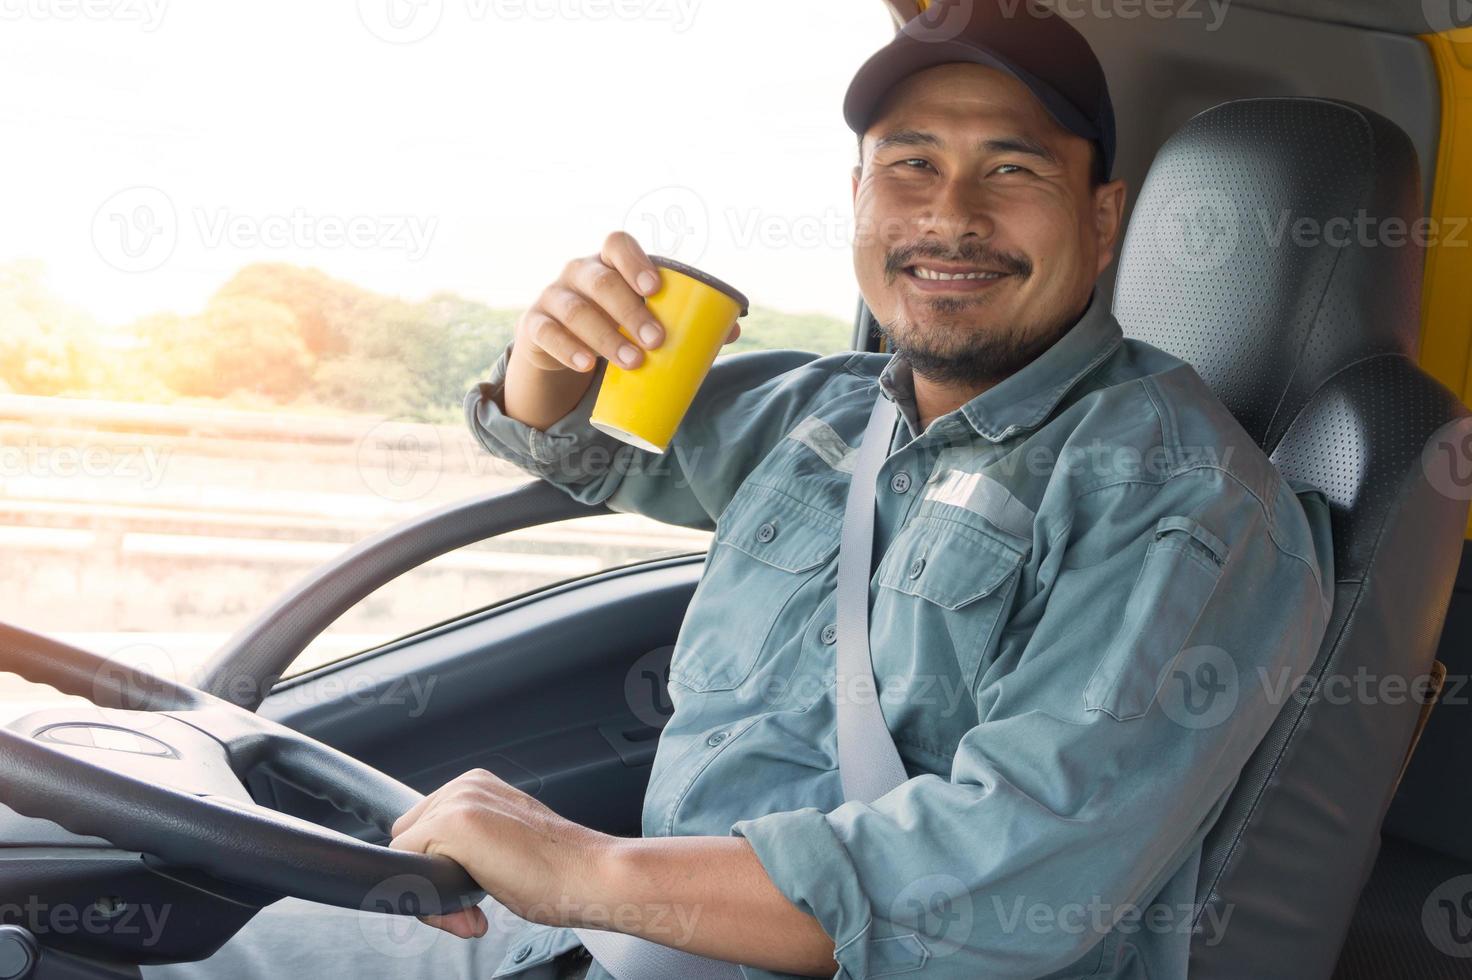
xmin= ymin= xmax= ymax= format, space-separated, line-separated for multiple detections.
xmin=786 ymin=415 xmax=857 ymax=473
xmin=923 ymin=467 xmax=1035 ymax=544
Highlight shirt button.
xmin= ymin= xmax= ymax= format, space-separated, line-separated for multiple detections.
xmin=907 ymin=557 xmax=926 ymax=579
xmin=706 ymin=730 xmax=730 ymax=747
xmin=820 ymin=623 xmax=838 ymax=645
xmin=512 ymin=945 xmax=532 ymax=964
xmin=890 ymin=471 xmax=912 ymax=494
xmin=755 ymin=521 xmax=777 ymax=543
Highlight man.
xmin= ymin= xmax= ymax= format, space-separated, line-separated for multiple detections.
xmin=149 ymin=4 xmax=1333 ymax=979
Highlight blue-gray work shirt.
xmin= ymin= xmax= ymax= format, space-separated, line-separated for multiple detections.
xmin=464 ymin=288 xmax=1335 ymax=979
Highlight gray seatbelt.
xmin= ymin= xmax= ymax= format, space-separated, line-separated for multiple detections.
xmin=575 ymin=390 xmax=905 ymax=979
xmin=835 ymin=390 xmax=908 ymax=803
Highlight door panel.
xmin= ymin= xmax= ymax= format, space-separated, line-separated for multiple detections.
xmin=253 ymin=556 xmax=705 ymax=839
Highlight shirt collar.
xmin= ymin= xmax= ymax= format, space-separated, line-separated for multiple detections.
xmin=878 ymin=286 xmax=1123 ymax=444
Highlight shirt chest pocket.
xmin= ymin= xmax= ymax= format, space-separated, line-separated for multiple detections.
xmin=874 ymin=514 xmax=1028 ymax=700
xmin=670 ymin=483 xmax=841 ymax=693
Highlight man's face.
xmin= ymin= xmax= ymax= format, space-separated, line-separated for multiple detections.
xmin=852 ymin=62 xmax=1125 ymax=388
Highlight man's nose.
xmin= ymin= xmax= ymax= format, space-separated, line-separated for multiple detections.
xmin=916 ymin=176 xmax=996 ymax=242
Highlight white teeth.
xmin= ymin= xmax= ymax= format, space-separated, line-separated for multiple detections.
xmin=912 ymin=267 xmax=1004 ymax=281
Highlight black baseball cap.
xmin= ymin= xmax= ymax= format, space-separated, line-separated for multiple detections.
xmin=843 ymin=0 xmax=1116 ymax=182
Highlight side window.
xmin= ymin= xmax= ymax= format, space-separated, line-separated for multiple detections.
xmin=0 ymin=3 xmax=894 ymax=715
xmin=287 ymin=509 xmax=712 ymax=678
xmin=285 ymin=424 xmax=714 ymax=677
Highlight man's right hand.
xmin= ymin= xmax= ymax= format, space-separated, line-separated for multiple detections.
xmin=499 ymin=232 xmax=742 ymax=432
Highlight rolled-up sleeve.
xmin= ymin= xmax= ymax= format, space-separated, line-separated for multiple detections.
xmin=731 ymin=472 xmax=1334 ymax=979
xmin=464 ymin=340 xmax=853 ymax=531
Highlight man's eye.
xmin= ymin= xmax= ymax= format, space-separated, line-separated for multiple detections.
xmin=896 ymin=158 xmax=933 ymax=170
xmin=993 ymin=163 xmax=1032 ymax=176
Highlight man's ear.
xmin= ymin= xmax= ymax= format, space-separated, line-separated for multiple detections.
xmin=1093 ymin=177 xmax=1128 ymax=277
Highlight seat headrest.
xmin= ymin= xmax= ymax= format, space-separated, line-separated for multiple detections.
xmin=1114 ymin=97 xmax=1424 ymax=453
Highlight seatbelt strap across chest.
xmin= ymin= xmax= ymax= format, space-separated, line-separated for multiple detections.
xmin=574 ymin=389 xmax=905 ymax=978
xmin=835 ymin=389 xmax=908 ymax=803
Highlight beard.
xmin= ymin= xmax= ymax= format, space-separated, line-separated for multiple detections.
xmin=875 ymin=238 xmax=1071 ymax=388
xmin=876 ymin=301 xmax=1075 ymax=388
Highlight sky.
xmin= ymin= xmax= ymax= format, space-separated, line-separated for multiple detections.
xmin=0 ymin=0 xmax=897 ymax=327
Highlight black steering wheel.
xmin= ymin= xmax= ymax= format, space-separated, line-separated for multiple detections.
xmin=0 ymin=481 xmax=604 ymax=936
xmin=0 ymin=621 xmax=483 ymax=916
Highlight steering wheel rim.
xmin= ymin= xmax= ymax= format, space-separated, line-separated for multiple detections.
xmin=0 ymin=621 xmax=484 ymax=916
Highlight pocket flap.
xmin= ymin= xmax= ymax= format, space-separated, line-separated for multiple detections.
xmin=1152 ymin=515 xmax=1228 ymax=566
xmin=876 ymin=516 xmax=1026 ymax=609
xmin=716 ymin=483 xmax=841 ymax=573
xmin=1084 ymin=515 xmax=1228 ymax=721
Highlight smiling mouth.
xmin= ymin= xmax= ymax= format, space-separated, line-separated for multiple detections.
xmin=903 ymin=263 xmax=1014 ymax=286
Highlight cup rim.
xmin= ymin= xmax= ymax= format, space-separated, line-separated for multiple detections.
xmin=648 ymin=255 xmax=750 ymax=317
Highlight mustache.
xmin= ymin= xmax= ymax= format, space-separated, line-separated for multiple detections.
xmin=884 ymin=242 xmax=1032 ymax=280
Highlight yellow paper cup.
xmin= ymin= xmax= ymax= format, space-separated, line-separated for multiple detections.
xmin=590 ymin=256 xmax=749 ymax=454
